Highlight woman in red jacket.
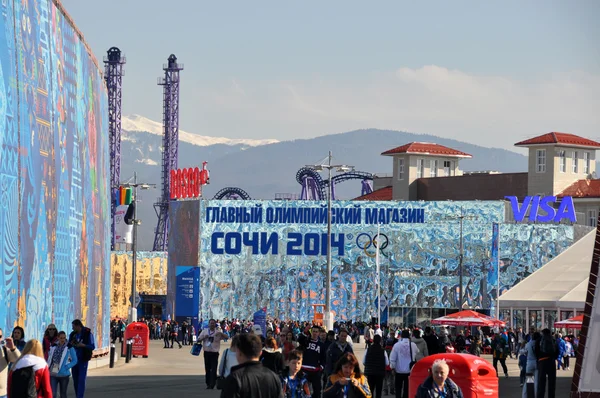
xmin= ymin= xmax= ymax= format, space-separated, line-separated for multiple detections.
xmin=8 ymin=339 xmax=52 ymax=397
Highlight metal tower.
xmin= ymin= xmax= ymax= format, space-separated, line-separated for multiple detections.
xmin=153 ymin=54 xmax=183 ymax=251
xmin=104 ymin=47 xmax=126 ymax=250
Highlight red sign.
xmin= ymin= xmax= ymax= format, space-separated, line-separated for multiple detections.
xmin=170 ymin=162 xmax=209 ymax=200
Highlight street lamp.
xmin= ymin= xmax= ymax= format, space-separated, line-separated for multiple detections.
xmin=120 ymin=172 xmax=156 ymax=323
xmin=306 ymin=151 xmax=353 ymax=331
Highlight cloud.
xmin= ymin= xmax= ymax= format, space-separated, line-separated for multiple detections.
xmin=195 ymin=66 xmax=600 ymax=150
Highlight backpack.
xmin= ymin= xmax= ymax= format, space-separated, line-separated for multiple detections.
xmin=540 ymin=336 xmax=556 ymax=357
xmin=10 ymin=365 xmax=37 ymax=398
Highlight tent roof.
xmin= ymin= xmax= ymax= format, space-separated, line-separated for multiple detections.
xmin=499 ymin=230 xmax=595 ymax=309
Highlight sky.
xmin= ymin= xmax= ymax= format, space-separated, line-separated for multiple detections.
xmin=62 ymin=0 xmax=600 ymax=150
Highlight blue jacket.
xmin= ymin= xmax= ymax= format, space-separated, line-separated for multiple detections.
xmin=556 ymin=338 xmax=566 ymax=360
xmin=69 ymin=327 xmax=95 ymax=362
xmin=47 ymin=345 xmax=78 ymax=377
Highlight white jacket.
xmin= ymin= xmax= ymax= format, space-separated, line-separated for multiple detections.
xmin=0 ymin=346 xmax=21 ymax=396
xmin=389 ymin=338 xmax=419 ymax=374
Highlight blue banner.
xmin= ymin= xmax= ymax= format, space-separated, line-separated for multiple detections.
xmin=253 ymin=308 xmax=267 ymax=337
xmin=176 ymin=266 xmax=200 ymax=331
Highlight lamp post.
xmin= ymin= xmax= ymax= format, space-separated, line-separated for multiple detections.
xmin=443 ymin=207 xmax=475 ymax=310
xmin=306 ymin=151 xmax=353 ymax=331
xmin=120 ymin=172 xmax=156 ymax=323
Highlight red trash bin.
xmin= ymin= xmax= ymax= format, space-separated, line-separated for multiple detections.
xmin=408 ymin=353 xmax=498 ymax=398
xmin=121 ymin=322 xmax=150 ymax=358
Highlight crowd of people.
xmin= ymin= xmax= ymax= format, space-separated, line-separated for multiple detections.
xmin=186 ymin=318 xmax=571 ymax=398
xmin=0 ymin=319 xmax=95 ymax=398
xmin=183 ymin=318 xmax=468 ymax=398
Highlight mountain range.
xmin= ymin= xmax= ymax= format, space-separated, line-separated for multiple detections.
xmin=121 ymin=115 xmax=529 ymax=250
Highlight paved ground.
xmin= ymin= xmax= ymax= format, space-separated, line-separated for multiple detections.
xmin=85 ymin=340 xmax=573 ymax=397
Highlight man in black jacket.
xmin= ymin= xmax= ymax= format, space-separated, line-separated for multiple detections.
xmin=220 ymin=333 xmax=283 ymax=398
xmin=325 ymin=328 xmax=354 ymax=376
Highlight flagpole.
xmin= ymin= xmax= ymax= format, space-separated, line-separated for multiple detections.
xmin=376 ymin=223 xmax=381 ymax=325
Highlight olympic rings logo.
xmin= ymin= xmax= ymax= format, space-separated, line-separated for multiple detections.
xmin=356 ymin=233 xmax=389 ymax=258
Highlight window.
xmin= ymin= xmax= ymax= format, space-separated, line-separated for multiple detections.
xmin=589 ymin=209 xmax=597 ymax=227
xmin=536 ymin=149 xmax=546 ymax=173
xmin=416 ymin=159 xmax=424 ymax=179
xmin=572 ymin=151 xmax=578 ymax=173
xmin=430 ymin=159 xmax=438 ymax=177
xmin=584 ymin=152 xmax=591 ymax=174
xmin=397 ymin=158 xmax=404 ymax=180
xmin=443 ymin=161 xmax=451 ymax=177
xmin=558 ymin=150 xmax=566 ymax=173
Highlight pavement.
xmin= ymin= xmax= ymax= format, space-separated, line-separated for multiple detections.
xmin=85 ymin=340 xmax=573 ymax=397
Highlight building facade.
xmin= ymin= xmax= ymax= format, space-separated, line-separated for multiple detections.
xmin=0 ymin=1 xmax=110 ymax=350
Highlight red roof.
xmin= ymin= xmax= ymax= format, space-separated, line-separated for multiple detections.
xmin=353 ymin=186 xmax=393 ymax=201
xmin=558 ymin=179 xmax=600 ymax=198
xmin=514 ymin=132 xmax=600 ymax=148
xmin=381 ymin=142 xmax=472 ymax=158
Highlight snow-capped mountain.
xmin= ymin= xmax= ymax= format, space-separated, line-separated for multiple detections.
xmin=122 ymin=114 xmax=279 ymax=147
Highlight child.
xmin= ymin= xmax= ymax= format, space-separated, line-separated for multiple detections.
xmin=518 ymin=341 xmax=528 ymax=387
xmin=563 ymin=337 xmax=573 ymax=370
xmin=281 ymin=349 xmax=311 ymax=398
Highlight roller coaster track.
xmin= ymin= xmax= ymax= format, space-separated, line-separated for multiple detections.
xmin=213 ymin=187 xmax=252 ymax=200
xmin=297 ymin=167 xmax=373 ymax=200
xmin=296 ymin=167 xmax=327 ymax=200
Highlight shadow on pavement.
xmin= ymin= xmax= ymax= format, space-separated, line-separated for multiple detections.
xmin=86 ymin=375 xmax=222 ymax=398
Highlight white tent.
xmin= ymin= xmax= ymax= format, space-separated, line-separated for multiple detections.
xmin=499 ymin=229 xmax=594 ymax=311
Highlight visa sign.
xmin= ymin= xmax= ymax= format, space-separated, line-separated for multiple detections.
xmin=505 ymin=196 xmax=576 ymax=223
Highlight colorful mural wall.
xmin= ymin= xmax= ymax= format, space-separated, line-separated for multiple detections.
xmin=0 ymin=1 xmax=110 ymax=348
xmin=110 ymin=252 xmax=168 ymax=319
xmin=195 ymin=200 xmax=573 ymax=321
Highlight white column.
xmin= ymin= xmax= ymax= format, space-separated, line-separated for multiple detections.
xmin=541 ymin=308 xmax=545 ymax=329
xmin=525 ymin=307 xmax=529 ymax=334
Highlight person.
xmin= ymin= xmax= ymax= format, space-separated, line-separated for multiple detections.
xmin=563 ymin=337 xmax=573 ymax=370
xmin=300 ymin=326 xmax=325 ymax=398
xmin=415 ymin=359 xmax=464 ymax=398
xmin=389 ymin=330 xmax=419 ymax=398
xmin=7 ymin=339 xmax=52 ymax=397
xmin=218 ymin=334 xmax=240 ymax=381
xmin=47 ymin=331 xmax=78 ymax=398
xmin=10 ymin=328 xmax=26 ymax=352
xmin=523 ymin=331 xmax=540 ymax=398
xmin=197 ymin=319 xmax=228 ymax=389
xmin=555 ymin=333 xmax=566 ymax=371
xmin=260 ymin=337 xmax=285 ymax=376
xmin=1 ymin=329 xmax=20 ymax=398
xmin=491 ymin=333 xmax=509 ymax=378
xmin=469 ymin=335 xmax=481 ymax=357
xmin=518 ymin=341 xmax=527 ymax=387
xmin=220 ymin=333 xmax=283 ymax=398
xmin=69 ymin=319 xmax=95 ymax=398
xmin=42 ymin=325 xmax=58 ymax=361
xmin=383 ymin=332 xmax=397 ymax=396
xmin=163 ymin=321 xmax=171 ymax=348
xmin=364 ymin=325 xmax=373 ymax=349
xmin=423 ymin=327 xmax=439 ymax=356
xmin=323 ymin=352 xmax=371 ymax=398
xmin=535 ymin=328 xmax=557 ymax=398
xmin=411 ymin=329 xmax=429 ymax=361
xmin=282 ymin=331 xmax=298 ymax=362
xmin=282 ymin=350 xmax=311 ymax=398
xmin=325 ymin=329 xmax=354 ymax=377
xmin=363 ymin=334 xmax=388 ymax=398
xmin=170 ymin=321 xmax=182 ymax=349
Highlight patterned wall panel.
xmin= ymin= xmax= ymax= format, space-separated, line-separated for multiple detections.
xmin=0 ymin=0 xmax=110 ymax=349
xmin=196 ymin=200 xmax=573 ymax=321
xmin=110 ymin=252 xmax=168 ymax=319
